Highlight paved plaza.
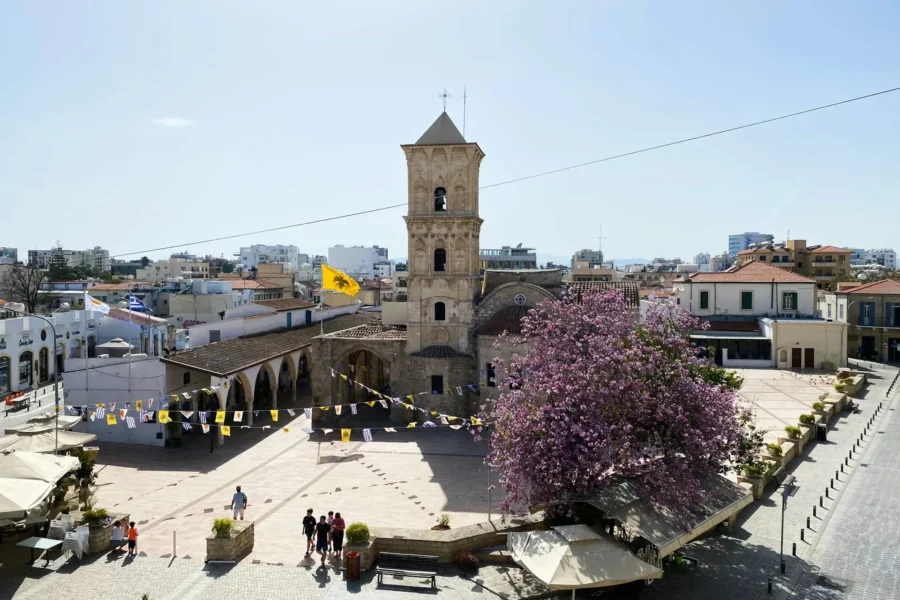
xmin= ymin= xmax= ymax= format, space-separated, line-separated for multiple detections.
xmin=2 ymin=362 xmax=896 ymax=600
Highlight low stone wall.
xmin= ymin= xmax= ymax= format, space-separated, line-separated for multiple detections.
xmin=364 ymin=514 xmax=545 ymax=563
xmin=343 ymin=540 xmax=377 ymax=571
xmin=206 ymin=521 xmax=254 ymax=562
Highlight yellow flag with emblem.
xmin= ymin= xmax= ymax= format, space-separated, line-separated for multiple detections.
xmin=321 ymin=264 xmax=360 ymax=297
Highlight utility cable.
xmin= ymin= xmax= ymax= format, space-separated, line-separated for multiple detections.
xmin=112 ymin=85 xmax=900 ymax=258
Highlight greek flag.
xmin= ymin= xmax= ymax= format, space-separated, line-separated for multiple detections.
xmin=126 ymin=416 xmax=136 ymax=429
xmin=423 ymin=421 xmax=437 ymax=427
xmin=350 ymin=404 xmax=358 ymax=415
xmin=159 ymin=398 xmax=169 ymax=410
xmin=362 ymin=428 xmax=372 ymax=442
xmin=128 ymin=294 xmax=150 ymax=312
xmin=95 ymin=407 xmax=106 ymax=419
xmin=199 ymin=411 xmax=207 ymax=424
xmin=183 ymin=422 xmax=192 ymax=432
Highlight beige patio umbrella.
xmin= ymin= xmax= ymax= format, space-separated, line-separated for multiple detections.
xmin=508 ymin=525 xmax=663 ymax=598
xmin=0 ymin=451 xmax=79 ymax=520
xmin=5 ymin=416 xmax=82 ymax=434
xmin=0 ymin=430 xmax=97 ymax=453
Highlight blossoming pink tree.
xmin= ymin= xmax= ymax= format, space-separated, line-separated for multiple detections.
xmin=483 ymin=289 xmax=752 ymax=515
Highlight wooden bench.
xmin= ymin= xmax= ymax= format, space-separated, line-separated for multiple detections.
xmin=376 ymin=552 xmax=438 ymax=589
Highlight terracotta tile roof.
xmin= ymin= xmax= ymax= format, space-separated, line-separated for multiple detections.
xmin=843 ymin=278 xmax=900 ymax=295
xmin=737 ymin=247 xmax=791 ymax=255
xmin=324 ymin=324 xmax=407 ymax=340
xmin=90 ymin=282 xmax=151 ymax=291
xmin=687 ymin=261 xmax=814 ymax=284
xmin=808 ymin=245 xmax=851 ymax=253
xmin=837 ymin=281 xmax=865 ymax=291
xmin=106 ymin=307 xmax=168 ymax=327
xmin=565 ymin=281 xmax=640 ymax=308
xmin=225 ymin=279 xmax=283 ymax=290
xmin=160 ymin=313 xmax=375 ymax=376
xmin=252 ymin=298 xmax=316 ymax=311
xmin=476 ymin=305 xmax=532 ymax=336
xmin=409 ymin=345 xmax=473 ymax=359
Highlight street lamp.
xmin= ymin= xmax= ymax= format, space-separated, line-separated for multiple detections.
xmin=3 ymin=306 xmax=61 ymax=454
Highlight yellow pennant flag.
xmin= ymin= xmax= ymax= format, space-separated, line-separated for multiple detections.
xmin=321 ymin=264 xmax=361 ymax=297
xmin=106 ymin=414 xmax=117 ymax=426
xmin=406 ymin=395 xmax=415 ymax=403
xmin=319 ymin=406 xmax=330 ymax=411
xmin=158 ymin=410 xmax=171 ymax=424
xmin=270 ymin=410 xmax=278 ymax=422
xmin=471 ymin=417 xmax=482 ymax=426
xmin=135 ymin=400 xmax=143 ymax=411
xmin=221 ymin=426 xmax=231 ymax=436
xmin=407 ymin=422 xmax=417 ymax=428
xmin=283 ymin=427 xmax=290 ymax=434
xmin=365 ymin=401 xmax=376 ymax=408
xmin=341 ymin=429 xmax=351 ymax=443
xmin=215 ymin=411 xmax=225 ymax=423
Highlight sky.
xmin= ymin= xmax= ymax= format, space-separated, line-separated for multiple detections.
xmin=2 ymin=1 xmax=899 ymax=266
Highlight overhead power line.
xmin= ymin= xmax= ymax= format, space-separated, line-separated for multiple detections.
xmin=114 ymin=85 xmax=900 ymax=258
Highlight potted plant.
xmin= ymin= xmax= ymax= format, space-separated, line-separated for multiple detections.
xmin=799 ymin=414 xmax=815 ymax=426
xmin=212 ymin=517 xmax=234 ymax=538
xmin=784 ymin=425 xmax=802 ymax=439
xmin=812 ymin=401 xmax=826 ymax=414
xmin=834 ymin=383 xmax=846 ymax=392
xmin=766 ymin=443 xmax=783 ymax=458
xmin=344 ymin=522 xmax=375 ymax=570
xmin=455 ymin=550 xmax=479 ymax=572
xmin=82 ymin=507 xmax=109 ymax=527
xmin=743 ymin=463 xmax=765 ymax=479
xmin=432 ymin=513 xmax=451 ymax=531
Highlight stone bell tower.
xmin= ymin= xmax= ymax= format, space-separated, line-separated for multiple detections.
xmin=401 ymin=111 xmax=484 ymax=355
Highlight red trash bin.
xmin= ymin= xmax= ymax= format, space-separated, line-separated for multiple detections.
xmin=346 ymin=551 xmax=360 ymax=580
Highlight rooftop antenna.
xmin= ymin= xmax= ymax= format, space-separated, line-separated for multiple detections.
xmin=439 ymin=89 xmax=451 ymax=112
xmin=463 ymin=84 xmax=468 ymax=136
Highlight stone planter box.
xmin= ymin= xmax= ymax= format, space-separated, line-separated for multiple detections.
xmin=736 ymin=476 xmax=766 ymax=500
xmin=343 ymin=540 xmax=377 ymax=571
xmin=206 ymin=521 xmax=254 ymax=562
xmin=797 ymin=424 xmax=814 ymax=451
xmin=85 ymin=512 xmax=130 ymax=554
xmin=779 ymin=440 xmax=798 ymax=464
xmin=821 ymin=392 xmax=846 ymax=413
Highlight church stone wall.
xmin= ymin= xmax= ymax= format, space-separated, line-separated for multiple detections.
xmin=477 ymin=336 xmax=531 ymax=404
xmin=471 ymin=283 xmax=557 ymax=337
xmin=394 ymin=355 xmax=477 ymax=420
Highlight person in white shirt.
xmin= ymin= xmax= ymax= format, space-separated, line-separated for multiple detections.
xmin=109 ymin=520 xmax=126 ymax=553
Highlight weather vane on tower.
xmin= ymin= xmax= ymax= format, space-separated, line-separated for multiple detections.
xmin=439 ymin=88 xmax=452 ymax=112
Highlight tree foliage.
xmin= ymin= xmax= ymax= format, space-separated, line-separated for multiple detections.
xmin=483 ymin=290 xmax=753 ymax=516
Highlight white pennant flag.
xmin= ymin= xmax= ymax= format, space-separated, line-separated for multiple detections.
xmin=119 ymin=409 xmax=128 ymax=419
xmin=378 ymin=400 xmax=388 ymax=409
xmin=384 ymin=427 xmax=396 ymax=433
xmin=350 ymin=404 xmax=358 ymax=415
xmin=335 ymin=405 xmax=342 ymax=416
xmin=201 ymin=424 xmax=210 ymax=434
xmin=449 ymin=425 xmax=462 ymax=430
xmin=110 ymin=403 xmax=116 ymax=411
xmin=234 ymin=411 xmax=244 ymax=422
xmin=323 ymin=428 xmax=333 ymax=435
xmin=89 ymin=412 xmax=96 ymax=422
xmin=304 ymin=408 xmax=312 ymax=419
xmin=181 ymin=411 xmax=194 ymax=419
xmin=331 ymin=368 xmax=336 ymax=378
xmin=349 ymin=365 xmax=355 ymax=373
xmin=182 ymin=392 xmax=191 ymax=400
xmin=440 ymin=416 xmax=449 ymax=425
xmin=287 ymin=409 xmax=296 ymax=417
xmin=362 ymin=428 xmax=372 ymax=442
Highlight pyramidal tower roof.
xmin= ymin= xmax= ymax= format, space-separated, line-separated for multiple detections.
xmin=415 ymin=111 xmax=467 ymax=145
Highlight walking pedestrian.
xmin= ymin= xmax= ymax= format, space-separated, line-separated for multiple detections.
xmin=332 ymin=512 xmax=345 ymax=558
xmin=127 ymin=521 xmax=139 ymax=558
xmin=326 ymin=510 xmax=334 ymax=551
xmin=231 ymin=485 xmax=248 ymax=520
xmin=302 ymin=508 xmax=316 ymax=556
xmin=315 ymin=515 xmax=331 ymax=565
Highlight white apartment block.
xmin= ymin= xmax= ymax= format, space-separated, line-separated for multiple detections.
xmin=28 ymin=246 xmax=110 ymax=272
xmin=236 ymin=245 xmax=301 ymax=272
xmin=863 ymin=248 xmax=896 ymax=270
xmin=571 ymin=248 xmax=603 ymax=267
xmin=327 ymin=245 xmax=390 ymax=278
xmin=136 ymin=258 xmax=209 ymax=282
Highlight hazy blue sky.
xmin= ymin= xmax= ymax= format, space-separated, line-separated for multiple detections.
xmin=2 ymin=1 xmax=898 ymax=265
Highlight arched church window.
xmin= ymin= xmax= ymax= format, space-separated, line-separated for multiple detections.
xmin=434 ymin=187 xmax=447 ymax=212
xmin=434 ymin=248 xmax=447 ymax=272
xmin=434 ymin=302 xmax=446 ymax=321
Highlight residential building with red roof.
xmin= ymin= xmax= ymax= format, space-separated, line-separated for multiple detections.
xmin=830 ymin=278 xmax=900 ymax=362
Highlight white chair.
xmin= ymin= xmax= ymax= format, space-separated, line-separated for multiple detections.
xmin=47 ymin=520 xmax=66 ymax=541
xmin=62 ymin=531 xmax=82 ymax=561
xmin=60 ymin=514 xmax=74 ymax=530
xmin=75 ymin=526 xmax=89 ymax=556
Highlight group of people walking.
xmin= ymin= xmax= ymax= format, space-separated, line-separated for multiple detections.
xmin=302 ymin=508 xmax=346 ymax=564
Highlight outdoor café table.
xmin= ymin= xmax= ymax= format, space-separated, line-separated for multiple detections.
xmin=16 ymin=537 xmax=63 ymax=567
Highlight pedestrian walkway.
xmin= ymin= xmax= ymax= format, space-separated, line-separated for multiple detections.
xmin=787 ymin=367 xmax=900 ymax=599
xmin=642 ymin=362 xmax=898 ymax=600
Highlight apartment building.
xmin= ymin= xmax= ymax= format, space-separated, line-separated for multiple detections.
xmin=737 ymin=240 xmax=851 ymax=286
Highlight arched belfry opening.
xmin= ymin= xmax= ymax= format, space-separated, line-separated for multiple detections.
xmin=434 ymin=187 xmax=447 ymax=212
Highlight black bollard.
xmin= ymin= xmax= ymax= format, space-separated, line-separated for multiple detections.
xmin=768 ymin=579 xmax=773 ymax=594
xmin=807 ymin=516 xmax=810 ymax=528
xmin=826 ymin=488 xmax=830 ymax=499
xmin=814 ymin=506 xmax=818 ymax=518
xmin=792 ymin=542 xmax=797 ymax=556
xmin=841 ymin=464 xmax=845 ymax=473
xmin=831 ymin=478 xmax=834 ymax=488
xmin=820 ymin=496 xmax=824 ymax=508
xmin=801 ymin=528 xmax=805 ymax=542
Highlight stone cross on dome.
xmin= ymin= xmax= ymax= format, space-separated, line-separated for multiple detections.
xmin=438 ymin=88 xmax=452 ymax=112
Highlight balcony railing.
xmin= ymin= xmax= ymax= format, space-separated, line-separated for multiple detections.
xmin=854 ymin=316 xmax=900 ymax=328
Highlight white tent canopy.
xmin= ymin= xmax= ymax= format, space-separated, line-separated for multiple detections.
xmin=0 ymin=430 xmax=97 ymax=453
xmin=0 ymin=451 xmax=79 ymax=520
xmin=5 ymin=415 xmax=81 ymax=434
xmin=508 ymin=525 xmax=662 ymax=593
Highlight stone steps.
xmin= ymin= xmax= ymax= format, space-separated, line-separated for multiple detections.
xmin=473 ymin=544 xmax=515 ymax=565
